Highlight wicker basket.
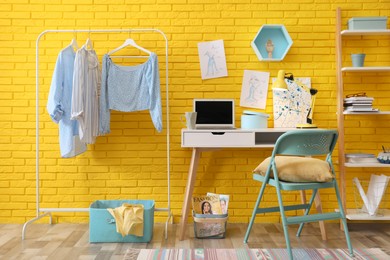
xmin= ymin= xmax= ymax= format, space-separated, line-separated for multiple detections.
xmin=193 ymin=211 xmax=228 ymax=239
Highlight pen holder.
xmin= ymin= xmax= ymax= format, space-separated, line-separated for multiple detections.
xmin=377 ymin=152 xmax=390 ymax=164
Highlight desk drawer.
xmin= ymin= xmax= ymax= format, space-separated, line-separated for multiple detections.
xmin=182 ymin=131 xmax=254 ymax=147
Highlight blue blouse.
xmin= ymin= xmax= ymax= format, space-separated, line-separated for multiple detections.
xmin=99 ymin=53 xmax=162 ymax=135
xmin=47 ymin=45 xmax=87 ymax=158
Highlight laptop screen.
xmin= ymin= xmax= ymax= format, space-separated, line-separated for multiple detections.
xmin=193 ymin=99 xmax=235 ymax=129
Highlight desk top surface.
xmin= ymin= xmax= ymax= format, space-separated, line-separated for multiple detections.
xmin=182 ymin=128 xmax=295 ymax=133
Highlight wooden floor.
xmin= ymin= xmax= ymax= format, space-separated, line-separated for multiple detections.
xmin=0 ymin=222 xmax=389 ymax=259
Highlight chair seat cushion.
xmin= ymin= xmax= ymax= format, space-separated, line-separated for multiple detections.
xmin=253 ymin=156 xmax=333 ymax=183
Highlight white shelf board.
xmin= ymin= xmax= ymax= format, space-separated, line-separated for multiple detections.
xmin=343 ymin=111 xmax=390 ymax=115
xmin=341 ymin=29 xmax=390 ymax=36
xmin=345 ymin=162 xmax=390 ymax=168
xmin=341 ymin=67 xmax=390 ymax=72
xmin=345 ymin=209 xmax=390 ymax=220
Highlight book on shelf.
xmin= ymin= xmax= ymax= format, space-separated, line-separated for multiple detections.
xmin=344 ymin=103 xmax=373 ymax=107
xmin=344 ymin=101 xmax=373 ymax=105
xmin=344 ymin=107 xmax=379 ymax=112
xmin=345 ymin=153 xmax=378 ymax=163
xmin=344 ymin=105 xmax=373 ymax=110
xmin=207 ymin=192 xmax=229 ymax=214
xmin=192 ymin=194 xmax=223 ymax=215
xmin=344 ymin=96 xmax=374 ymax=102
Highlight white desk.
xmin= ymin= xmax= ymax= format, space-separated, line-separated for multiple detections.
xmin=179 ymin=128 xmax=294 ymax=240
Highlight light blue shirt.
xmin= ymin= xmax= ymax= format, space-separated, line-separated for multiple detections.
xmin=99 ymin=53 xmax=162 ymax=135
xmin=47 ymin=45 xmax=87 ymax=158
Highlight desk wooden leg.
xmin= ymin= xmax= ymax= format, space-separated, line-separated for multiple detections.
xmin=179 ymin=148 xmax=201 ymax=241
xmin=300 ymin=191 xmax=327 ymax=241
xmin=314 ymin=192 xmax=327 ymax=241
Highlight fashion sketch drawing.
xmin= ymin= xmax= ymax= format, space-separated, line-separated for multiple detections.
xmin=240 ymin=70 xmax=270 ymax=109
xmin=198 ymin=39 xmax=228 ymax=80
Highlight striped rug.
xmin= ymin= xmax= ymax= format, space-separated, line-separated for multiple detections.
xmin=124 ymin=248 xmax=389 ymax=260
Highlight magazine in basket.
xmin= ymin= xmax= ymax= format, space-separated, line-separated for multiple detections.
xmin=207 ymin=192 xmax=229 ymax=214
xmin=192 ymin=194 xmax=222 ymax=215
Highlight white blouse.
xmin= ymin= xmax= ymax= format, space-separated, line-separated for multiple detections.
xmin=71 ymin=45 xmax=101 ymax=144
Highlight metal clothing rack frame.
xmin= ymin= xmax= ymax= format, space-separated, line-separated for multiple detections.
xmin=22 ymin=28 xmax=172 ymax=240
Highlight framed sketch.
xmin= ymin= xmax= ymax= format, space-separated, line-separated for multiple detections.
xmin=197 ymin=39 xmax=228 ymax=80
xmin=240 ymin=70 xmax=270 ymax=109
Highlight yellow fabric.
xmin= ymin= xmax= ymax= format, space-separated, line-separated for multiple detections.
xmin=107 ymin=203 xmax=144 ymax=237
xmin=253 ymin=156 xmax=333 ymax=183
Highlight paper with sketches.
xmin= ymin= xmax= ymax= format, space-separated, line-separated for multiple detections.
xmin=354 ymin=175 xmax=389 ymax=216
xmin=240 ymin=70 xmax=270 ymax=109
xmin=364 ymin=174 xmax=389 ymax=215
xmin=198 ymin=39 xmax=228 ymax=80
xmin=353 ymin=177 xmax=373 ymax=215
xmin=273 ymin=78 xmax=312 ymax=128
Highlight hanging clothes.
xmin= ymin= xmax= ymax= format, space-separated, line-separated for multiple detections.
xmin=71 ymin=44 xmax=101 ymax=144
xmin=99 ymin=53 xmax=162 ymax=135
xmin=47 ymin=45 xmax=87 ymax=158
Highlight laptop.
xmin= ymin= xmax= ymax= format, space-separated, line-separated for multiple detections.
xmin=193 ymin=99 xmax=235 ymax=129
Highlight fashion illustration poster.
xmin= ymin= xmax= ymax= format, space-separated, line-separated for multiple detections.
xmin=240 ymin=70 xmax=270 ymax=109
xmin=197 ymin=39 xmax=228 ymax=80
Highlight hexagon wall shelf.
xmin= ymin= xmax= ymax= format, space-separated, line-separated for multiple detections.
xmin=251 ymin=25 xmax=293 ymax=62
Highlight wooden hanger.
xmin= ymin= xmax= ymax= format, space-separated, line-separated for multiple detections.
xmin=108 ymin=38 xmax=151 ymax=55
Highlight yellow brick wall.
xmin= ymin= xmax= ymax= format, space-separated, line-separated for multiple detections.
xmin=0 ymin=0 xmax=389 ymax=224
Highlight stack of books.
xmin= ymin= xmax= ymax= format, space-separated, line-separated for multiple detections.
xmin=345 ymin=153 xmax=378 ymax=164
xmin=343 ymin=96 xmax=378 ymax=112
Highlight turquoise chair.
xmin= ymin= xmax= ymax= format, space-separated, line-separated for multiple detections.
xmin=244 ymin=130 xmax=353 ymax=259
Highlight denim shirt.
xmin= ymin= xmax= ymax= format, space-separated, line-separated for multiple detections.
xmin=99 ymin=53 xmax=162 ymax=135
xmin=47 ymin=45 xmax=87 ymax=158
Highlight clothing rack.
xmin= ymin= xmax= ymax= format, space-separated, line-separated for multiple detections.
xmin=22 ymin=28 xmax=172 ymax=240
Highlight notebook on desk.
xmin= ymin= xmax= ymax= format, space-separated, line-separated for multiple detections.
xmin=193 ymin=99 xmax=235 ymax=129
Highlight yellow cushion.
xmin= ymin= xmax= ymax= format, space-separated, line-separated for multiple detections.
xmin=253 ymin=156 xmax=333 ymax=183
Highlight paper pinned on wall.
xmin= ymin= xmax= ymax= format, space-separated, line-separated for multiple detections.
xmin=197 ymin=39 xmax=228 ymax=80
xmin=273 ymin=78 xmax=312 ymax=128
xmin=240 ymin=70 xmax=270 ymax=109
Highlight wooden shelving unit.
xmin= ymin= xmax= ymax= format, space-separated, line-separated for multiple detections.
xmin=335 ymin=8 xmax=390 ymax=221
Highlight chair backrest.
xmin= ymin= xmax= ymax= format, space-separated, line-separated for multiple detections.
xmin=272 ymin=129 xmax=338 ymax=157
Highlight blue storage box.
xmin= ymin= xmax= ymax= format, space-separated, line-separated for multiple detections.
xmin=89 ymin=200 xmax=154 ymax=243
xmin=348 ymin=17 xmax=387 ymax=30
xmin=241 ymin=110 xmax=269 ymax=129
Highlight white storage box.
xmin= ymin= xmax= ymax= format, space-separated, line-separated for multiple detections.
xmin=348 ymin=17 xmax=387 ymax=30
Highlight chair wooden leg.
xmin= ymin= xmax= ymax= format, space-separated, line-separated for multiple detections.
xmin=298 ymin=190 xmax=327 ymax=241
